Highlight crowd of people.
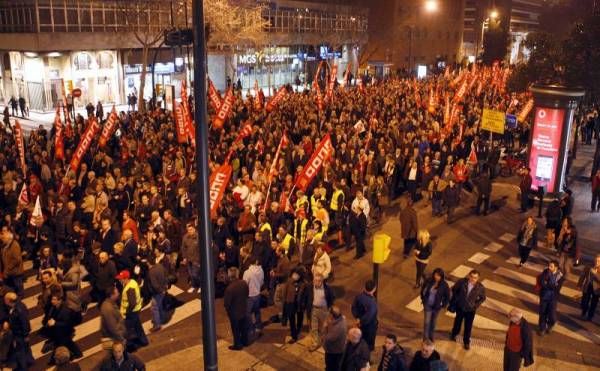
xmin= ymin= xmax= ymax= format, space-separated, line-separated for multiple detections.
xmin=0 ymin=61 xmax=598 ymax=371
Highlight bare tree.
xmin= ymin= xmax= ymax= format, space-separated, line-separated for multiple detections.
xmin=121 ymin=0 xmax=164 ymax=113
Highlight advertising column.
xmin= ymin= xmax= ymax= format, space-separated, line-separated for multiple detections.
xmin=528 ymin=84 xmax=584 ymax=196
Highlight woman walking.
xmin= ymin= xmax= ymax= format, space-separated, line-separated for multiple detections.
xmin=414 ymin=230 xmax=433 ymax=289
xmin=516 ymin=216 xmax=538 ymax=268
xmin=420 ymin=268 xmax=451 ymax=341
xmin=556 ymin=217 xmax=578 ymax=277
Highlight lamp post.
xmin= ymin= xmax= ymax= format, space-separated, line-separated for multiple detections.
xmin=192 ymin=1 xmax=218 ymax=370
xmin=476 ymin=9 xmax=498 ymax=59
xmin=408 ymin=1 xmax=438 ymax=75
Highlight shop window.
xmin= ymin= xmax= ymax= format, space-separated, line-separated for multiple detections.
xmin=73 ymin=52 xmax=93 ymax=70
xmin=98 ymin=52 xmax=114 ymax=69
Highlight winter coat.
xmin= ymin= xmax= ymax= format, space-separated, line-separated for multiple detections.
xmin=505 ymin=318 xmax=534 ymax=368
xmin=420 ymin=278 xmax=451 ymax=311
xmin=340 ymin=339 xmax=370 ymax=371
xmin=322 ymin=315 xmax=347 ymax=354
xmin=399 ymin=206 xmax=418 ymax=239
xmin=378 ymin=344 xmax=408 ymax=371
xmin=223 ymin=279 xmax=249 ymax=320
xmin=451 ymin=277 xmax=486 ymax=312
xmin=517 ymin=222 xmax=538 ymax=249
xmin=444 ymin=185 xmax=460 ymax=208
xmin=100 ymin=299 xmax=126 ymax=341
xmin=539 ymin=268 xmax=564 ymax=302
xmin=1 ymin=239 xmax=24 ymax=277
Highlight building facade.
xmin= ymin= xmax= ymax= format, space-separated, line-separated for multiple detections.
xmin=462 ymin=0 xmax=544 ymax=64
xmin=0 ymin=0 xmax=367 ymax=111
xmin=365 ymin=0 xmax=465 ymax=76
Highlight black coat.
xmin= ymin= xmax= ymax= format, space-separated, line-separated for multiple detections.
xmin=349 ymin=212 xmax=367 ymax=239
xmin=451 ymin=277 xmax=486 ymax=312
xmin=420 ymin=278 xmax=451 ymax=311
xmin=341 ymin=339 xmax=370 ymax=371
xmin=505 ymin=318 xmax=534 ymax=367
xmin=378 ymin=345 xmax=408 ymax=371
xmin=99 ymin=229 xmax=118 ymax=255
xmin=224 ymin=279 xmax=249 ymax=320
xmin=444 ymin=185 xmax=460 ymax=208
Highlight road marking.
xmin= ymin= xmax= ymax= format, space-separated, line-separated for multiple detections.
xmin=482 ymin=279 xmax=580 ymax=317
xmin=450 ymin=265 xmax=473 ymax=278
xmin=484 ymin=242 xmax=504 ymax=252
xmin=23 ymin=281 xmax=90 ymax=310
xmin=494 ymin=267 xmax=580 ymax=299
xmin=505 ymin=257 xmax=579 ymax=284
xmin=469 ymin=253 xmax=490 ymax=264
xmin=499 ymin=233 xmax=516 ymax=243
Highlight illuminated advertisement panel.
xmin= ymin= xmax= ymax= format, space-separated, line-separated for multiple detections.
xmin=528 ymin=107 xmax=565 ymax=193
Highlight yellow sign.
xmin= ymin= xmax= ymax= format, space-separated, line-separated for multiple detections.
xmin=372 ymin=233 xmax=391 ymax=264
xmin=481 ymin=108 xmax=506 ymax=134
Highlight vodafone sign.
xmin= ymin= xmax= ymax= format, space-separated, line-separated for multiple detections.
xmin=528 ymin=107 xmax=565 ymax=193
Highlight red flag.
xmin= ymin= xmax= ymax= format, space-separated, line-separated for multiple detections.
xmin=207 ymin=79 xmax=223 ymax=112
xmin=444 ymin=66 xmax=450 ymax=79
xmin=468 ymin=147 xmax=478 ymax=164
xmin=268 ymin=133 xmax=289 ymax=183
xmin=454 ymin=79 xmax=468 ymax=103
xmin=315 ymin=85 xmax=324 ymax=111
xmin=18 ymin=183 xmax=29 ymax=206
xmin=357 ymin=78 xmax=365 ymax=94
xmin=69 ymin=117 xmax=101 ymax=173
xmin=294 ymin=134 xmax=334 ymax=192
xmin=266 ymin=86 xmax=287 ymax=113
xmin=517 ymin=98 xmax=535 ymax=123
xmin=209 ymin=163 xmax=233 ymax=218
xmin=253 ymin=80 xmax=263 ymax=111
xmin=326 ymin=64 xmax=338 ymax=102
xmin=342 ymin=63 xmax=351 ymax=88
xmin=181 ymin=81 xmax=196 ymax=145
xmin=54 ymin=107 xmax=65 ymax=160
xmin=476 ymin=80 xmax=484 ymax=97
xmin=14 ymin=120 xmax=26 ymax=175
xmin=213 ymin=88 xmax=234 ymax=130
xmin=234 ymin=121 xmax=253 ymax=143
xmin=174 ymin=103 xmax=188 ymax=143
xmin=98 ymin=106 xmax=118 ymax=148
xmin=443 ymin=94 xmax=451 ymax=125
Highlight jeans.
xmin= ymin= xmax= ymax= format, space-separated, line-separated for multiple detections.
xmin=360 ymin=321 xmax=377 ymax=351
xmin=187 ymin=262 xmax=201 ymax=289
xmin=124 ymin=312 xmax=149 ymax=352
xmin=151 ymin=293 xmax=165 ymax=327
xmin=403 ymin=238 xmax=416 ymax=257
xmin=284 ymin=303 xmax=304 ymax=340
xmin=521 ymin=191 xmax=530 ymax=211
xmin=229 ymin=315 xmax=248 ymax=348
xmin=423 ymin=308 xmax=440 ymax=340
xmin=5 ymin=275 xmax=24 ymax=297
xmin=432 ymin=198 xmax=443 ymax=216
xmin=447 ymin=206 xmax=456 ymax=224
xmin=539 ymin=299 xmax=557 ymax=331
xmin=247 ymin=295 xmax=262 ymax=331
xmin=558 ymin=253 xmax=573 ymax=277
xmin=592 ymin=189 xmax=600 ymax=211
xmin=310 ymin=307 xmax=329 ymax=346
xmin=451 ymin=309 xmax=476 ymax=345
xmin=415 ymin=261 xmax=427 ymax=286
xmin=503 ymin=348 xmax=522 ymax=371
xmin=581 ymin=284 xmax=599 ymax=319
xmin=476 ymin=194 xmax=490 ymax=215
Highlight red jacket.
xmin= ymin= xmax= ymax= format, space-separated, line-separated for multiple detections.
xmin=453 ymin=164 xmax=469 ymax=183
xmin=593 ymin=174 xmax=600 ymax=191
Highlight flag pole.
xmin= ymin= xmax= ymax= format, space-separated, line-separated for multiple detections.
xmin=192 ymin=1 xmax=218 ymax=370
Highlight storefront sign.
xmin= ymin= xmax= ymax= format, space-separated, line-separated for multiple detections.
xmin=237 ymin=52 xmax=294 ymax=65
xmin=528 ymin=107 xmax=565 ymax=193
xmin=481 ymin=108 xmax=506 ymax=134
xmin=505 ymin=114 xmax=517 ymax=129
xmin=124 ymin=63 xmax=174 ymax=75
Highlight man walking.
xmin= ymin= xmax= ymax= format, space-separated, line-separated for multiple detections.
xmin=4 ymin=291 xmax=34 ymax=370
xmin=400 ymin=199 xmax=418 ymax=258
xmin=591 ymin=170 xmax=600 ymax=212
xmin=349 ymin=206 xmax=367 ymax=259
xmin=305 ymin=273 xmax=335 ymax=351
xmin=578 ymin=254 xmax=600 ymax=321
xmin=475 ymin=170 xmax=492 ymax=216
xmin=181 ymin=222 xmax=201 ymax=294
xmin=100 ymin=286 xmax=126 ymax=348
xmin=503 ymin=308 xmax=534 ymax=371
xmin=322 ymin=305 xmax=347 ymax=371
xmin=224 ymin=267 xmax=249 ymax=350
xmin=378 ymin=334 xmax=407 ymax=371
xmin=519 ymin=167 xmax=533 ymax=212
xmin=243 ymin=258 xmax=264 ymax=336
xmin=148 ymin=249 xmax=169 ymax=332
xmin=351 ymin=279 xmax=378 ymax=351
xmin=443 ymin=179 xmax=460 ymax=224
xmin=1 ymin=226 xmax=25 ymax=297
xmin=450 ymin=269 xmax=486 ymax=350
xmin=538 ymin=260 xmax=564 ymax=336
xmin=116 ymin=270 xmax=149 ymax=352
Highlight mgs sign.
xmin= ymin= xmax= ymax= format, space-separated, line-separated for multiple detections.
xmin=238 ymin=51 xmax=291 ymax=65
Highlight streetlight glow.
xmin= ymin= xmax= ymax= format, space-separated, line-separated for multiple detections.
xmin=424 ymin=0 xmax=438 ymax=13
xmin=490 ymin=9 xmax=499 ymax=19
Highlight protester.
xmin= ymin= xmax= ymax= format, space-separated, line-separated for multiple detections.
xmin=351 ymin=279 xmax=378 ymax=351
xmin=282 ymin=268 xmax=306 ymax=344
xmin=116 ymin=270 xmax=148 ymax=352
xmin=378 ymin=334 xmax=407 ymax=371
xmin=322 ymin=305 xmax=347 ymax=371
xmin=0 ymin=226 xmax=25 ymax=297
xmin=503 ymin=308 xmax=534 ymax=371
xmin=98 ymin=341 xmax=146 ymax=371
xmin=538 ymin=260 xmax=564 ymax=336
xmin=556 ymin=217 xmax=578 ymax=276
xmin=474 ymin=169 xmax=492 ymax=216
xmin=243 ymin=257 xmax=264 ymax=336
xmin=420 ymin=268 xmax=450 ymax=341
xmin=400 ymin=199 xmax=419 ymax=258
xmin=100 ymin=286 xmax=126 ymax=349
xmin=578 ymin=254 xmax=600 ymax=321
xmin=516 ymin=216 xmax=538 ymax=268
xmin=3 ymin=291 xmax=34 ymax=370
xmin=414 ymin=230 xmax=433 ymax=289
xmin=340 ymin=327 xmax=370 ymax=371
xmin=409 ymin=339 xmax=440 ymax=371
xmin=223 ymin=267 xmax=249 ymax=351
xmin=53 ymin=345 xmax=82 ymax=371
xmin=449 ymin=269 xmax=486 ymax=350
xmin=304 ymin=272 xmax=335 ymax=351
xmin=519 ymin=168 xmax=533 ymax=212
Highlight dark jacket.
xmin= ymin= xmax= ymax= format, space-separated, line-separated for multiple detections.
xmin=414 ymin=242 xmax=432 ymax=263
xmin=99 ymin=228 xmax=118 ymax=255
xmin=476 ymin=173 xmax=492 ymax=196
xmin=322 ymin=315 xmax=347 ymax=354
xmin=443 ymin=185 xmax=460 ymax=208
xmin=409 ymin=350 xmax=440 ymax=371
xmin=539 ymin=268 xmax=564 ymax=302
xmin=303 ymin=282 xmax=335 ymax=315
xmin=92 ymin=259 xmax=117 ymax=292
xmin=517 ymin=223 xmax=538 ymax=249
xmin=400 ymin=206 xmax=418 ymax=239
xmin=378 ymin=344 xmax=408 ymax=371
xmin=349 ymin=212 xmax=367 ymax=239
xmin=505 ymin=318 xmax=534 ymax=367
xmin=100 ymin=299 xmax=126 ymax=341
xmin=7 ymin=300 xmax=30 ymax=338
xmin=224 ymin=278 xmax=249 ymax=320
xmin=452 ymin=277 xmax=486 ymax=312
xmin=420 ymin=278 xmax=451 ymax=311
xmin=578 ymin=266 xmax=600 ymax=295
xmin=341 ymin=339 xmax=371 ymax=371
xmin=99 ymin=352 xmax=146 ymax=371
xmin=148 ymin=263 xmax=168 ymax=295
xmin=351 ymin=292 xmax=377 ymax=326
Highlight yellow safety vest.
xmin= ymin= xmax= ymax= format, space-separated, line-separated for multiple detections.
xmin=330 ymin=190 xmax=344 ymax=211
xmin=259 ymin=222 xmax=272 ymax=236
xmin=311 ymin=195 xmax=325 ymax=215
xmin=120 ymin=279 xmax=142 ymax=317
xmin=314 ymin=230 xmax=324 ymax=242
xmin=280 ymin=234 xmax=295 ymax=253
xmin=293 ymin=218 xmax=308 ymax=246
xmin=296 ymin=196 xmax=308 ymax=211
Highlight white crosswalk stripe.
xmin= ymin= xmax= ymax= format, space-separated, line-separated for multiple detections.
xmin=404 ymin=234 xmax=600 ymax=345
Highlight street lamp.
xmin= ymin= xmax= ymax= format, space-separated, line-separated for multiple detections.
xmin=408 ymin=1 xmax=438 ymax=74
xmin=424 ymin=0 xmax=438 ymax=13
xmin=476 ymin=9 xmax=499 ymax=59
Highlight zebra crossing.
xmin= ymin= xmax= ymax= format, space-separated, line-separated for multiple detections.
xmin=13 ymin=263 xmax=202 ymax=369
xmin=405 ymin=232 xmax=600 ymax=345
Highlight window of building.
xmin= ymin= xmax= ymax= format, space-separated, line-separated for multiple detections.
xmin=73 ymin=52 xmax=93 ymax=70
xmin=98 ymin=52 xmax=114 ymax=69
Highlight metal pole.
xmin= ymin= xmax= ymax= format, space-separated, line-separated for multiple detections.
xmin=408 ymin=27 xmax=412 ymax=75
xmin=372 ymin=263 xmax=379 ymax=301
xmin=192 ymin=1 xmax=218 ymax=370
